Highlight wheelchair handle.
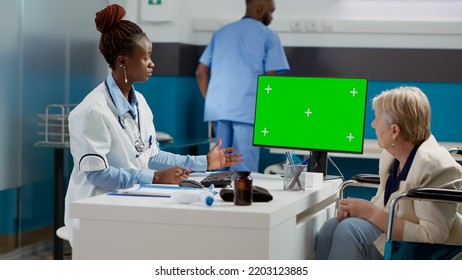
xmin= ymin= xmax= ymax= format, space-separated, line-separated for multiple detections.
xmin=386 ymin=188 xmax=462 ymax=241
xmin=448 ymin=147 xmax=462 ymax=156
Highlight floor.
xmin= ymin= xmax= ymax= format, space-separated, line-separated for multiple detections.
xmin=0 ymin=239 xmax=72 ymax=260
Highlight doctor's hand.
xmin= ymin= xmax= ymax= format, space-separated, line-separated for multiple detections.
xmin=152 ymin=166 xmax=189 ymax=184
xmin=206 ymin=138 xmax=243 ymax=170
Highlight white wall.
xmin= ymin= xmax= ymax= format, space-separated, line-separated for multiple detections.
xmin=121 ymin=0 xmax=462 ymax=49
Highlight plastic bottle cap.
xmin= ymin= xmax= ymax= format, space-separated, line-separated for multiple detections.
xmin=204 ymin=195 xmax=214 ymax=207
xmin=237 ymin=171 xmax=251 ymax=177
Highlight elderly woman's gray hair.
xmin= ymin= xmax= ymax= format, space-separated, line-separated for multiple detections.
xmin=372 ymin=86 xmax=431 ymax=144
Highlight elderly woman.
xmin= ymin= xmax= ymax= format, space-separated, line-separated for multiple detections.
xmin=315 ymin=86 xmax=462 ymax=259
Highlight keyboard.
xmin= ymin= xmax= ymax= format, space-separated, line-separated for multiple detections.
xmin=200 ymin=171 xmax=237 ymax=188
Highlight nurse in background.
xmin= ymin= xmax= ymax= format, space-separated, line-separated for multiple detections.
xmin=195 ymin=0 xmax=289 ymax=172
xmin=64 ymin=4 xmax=242 ymax=245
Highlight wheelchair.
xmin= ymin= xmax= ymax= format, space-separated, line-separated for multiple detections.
xmin=385 ymin=187 xmax=462 ymax=259
xmin=337 ymin=148 xmax=462 ymax=260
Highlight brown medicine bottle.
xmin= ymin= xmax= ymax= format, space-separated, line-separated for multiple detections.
xmin=234 ymin=171 xmax=253 ymax=206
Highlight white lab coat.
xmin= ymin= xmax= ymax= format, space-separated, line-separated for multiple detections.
xmin=64 ymin=82 xmax=159 ymax=245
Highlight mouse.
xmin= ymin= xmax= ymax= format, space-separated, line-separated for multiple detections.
xmin=179 ymin=180 xmax=205 ymax=188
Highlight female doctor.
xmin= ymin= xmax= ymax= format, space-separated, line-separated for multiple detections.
xmin=64 ymin=4 xmax=243 ymax=245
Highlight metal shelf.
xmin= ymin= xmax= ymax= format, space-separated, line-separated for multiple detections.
xmin=35 ymin=104 xmax=76 ymax=146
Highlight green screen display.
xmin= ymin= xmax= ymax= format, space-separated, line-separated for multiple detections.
xmin=253 ymin=76 xmax=368 ymax=154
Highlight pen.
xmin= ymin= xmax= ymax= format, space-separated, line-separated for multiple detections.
xmin=287 ymin=165 xmax=305 ymax=190
xmin=286 ymin=151 xmax=295 ymax=165
xmin=301 ymin=156 xmax=310 ymax=166
xmin=108 ymin=192 xmax=170 ymax=198
xmin=286 ymin=152 xmax=302 ymax=189
xmin=148 ymin=135 xmax=152 ymax=148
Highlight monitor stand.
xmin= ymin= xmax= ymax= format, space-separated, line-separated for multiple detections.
xmin=310 ymin=151 xmax=342 ymax=180
xmin=310 ymin=151 xmax=327 ymax=175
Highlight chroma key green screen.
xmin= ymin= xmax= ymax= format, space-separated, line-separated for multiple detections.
xmin=253 ymin=75 xmax=368 ymax=154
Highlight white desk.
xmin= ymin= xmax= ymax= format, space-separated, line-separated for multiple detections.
xmin=70 ymin=173 xmax=340 ymax=260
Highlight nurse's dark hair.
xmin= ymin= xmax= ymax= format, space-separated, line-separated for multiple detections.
xmin=95 ymin=4 xmax=146 ymax=69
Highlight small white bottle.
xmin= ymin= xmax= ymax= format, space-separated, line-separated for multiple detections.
xmin=171 ymin=186 xmax=215 ymax=206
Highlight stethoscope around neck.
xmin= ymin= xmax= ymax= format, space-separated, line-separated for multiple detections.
xmin=104 ymin=80 xmax=150 ymax=154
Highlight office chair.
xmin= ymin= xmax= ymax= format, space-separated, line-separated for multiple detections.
xmin=336 ymin=147 xmax=462 ymax=260
xmin=56 ymin=226 xmax=72 ymax=260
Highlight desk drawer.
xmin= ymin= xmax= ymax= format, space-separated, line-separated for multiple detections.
xmin=294 ymin=202 xmax=335 ymax=259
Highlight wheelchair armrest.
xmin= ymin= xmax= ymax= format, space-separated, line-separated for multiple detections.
xmin=351 ymin=173 xmax=380 ymax=184
xmin=406 ymin=188 xmax=462 ymax=203
xmin=387 ymin=188 xmax=462 ymax=241
xmin=337 ymin=177 xmax=380 ymax=210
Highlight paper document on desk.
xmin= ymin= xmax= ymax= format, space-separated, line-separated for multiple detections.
xmin=114 ymin=184 xmax=188 ymax=197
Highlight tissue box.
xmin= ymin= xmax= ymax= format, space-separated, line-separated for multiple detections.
xmin=302 ymin=172 xmax=323 ymax=188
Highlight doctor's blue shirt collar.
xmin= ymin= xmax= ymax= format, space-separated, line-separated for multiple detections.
xmin=106 ymin=73 xmax=139 ymax=119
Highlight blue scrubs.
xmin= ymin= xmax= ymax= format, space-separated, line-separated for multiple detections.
xmin=199 ymin=17 xmax=290 ymax=171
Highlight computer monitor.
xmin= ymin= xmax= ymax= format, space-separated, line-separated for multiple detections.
xmin=253 ymin=75 xmax=368 ymax=177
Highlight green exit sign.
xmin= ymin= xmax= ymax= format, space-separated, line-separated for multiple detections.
xmin=148 ymin=0 xmax=162 ymax=4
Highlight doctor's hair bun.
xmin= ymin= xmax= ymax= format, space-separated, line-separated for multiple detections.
xmin=95 ymin=4 xmax=126 ymax=33
xmin=95 ymin=4 xmax=145 ymax=69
